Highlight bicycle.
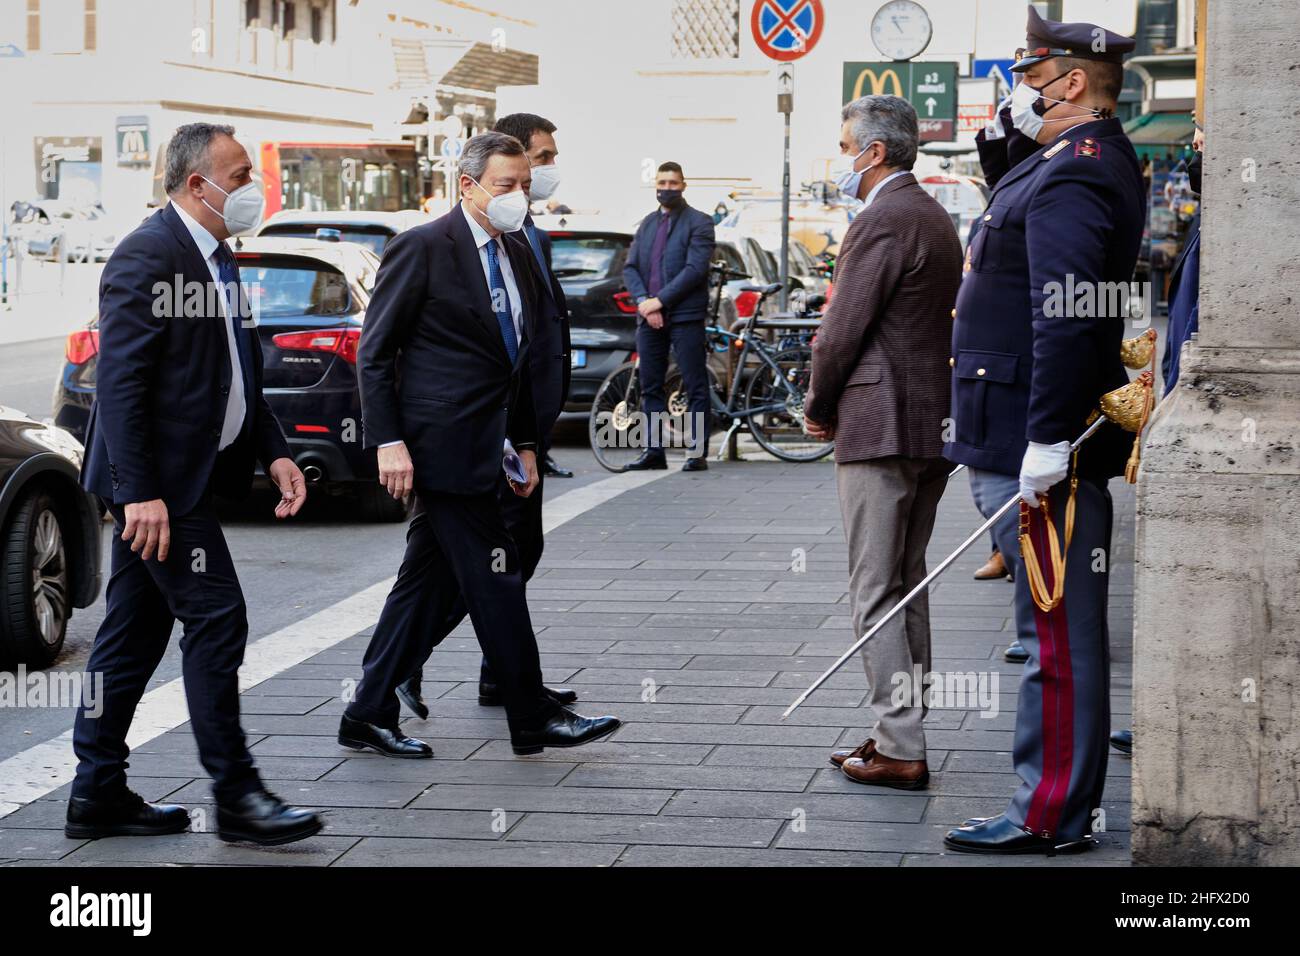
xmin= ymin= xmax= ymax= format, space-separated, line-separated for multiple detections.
xmin=588 ymin=260 xmax=834 ymax=471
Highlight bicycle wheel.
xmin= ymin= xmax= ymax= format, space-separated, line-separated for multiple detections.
xmin=744 ymin=346 xmax=835 ymax=462
xmin=588 ymin=360 xmax=648 ymax=472
xmin=661 ymin=364 xmax=727 ymax=456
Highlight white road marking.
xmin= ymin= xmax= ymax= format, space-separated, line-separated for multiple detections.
xmin=0 ymin=467 xmax=673 ymax=818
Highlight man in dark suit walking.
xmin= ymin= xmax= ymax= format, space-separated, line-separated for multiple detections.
xmin=393 ymin=113 xmax=580 ymax=720
xmin=70 ymin=123 xmax=321 ymax=846
xmin=622 ymin=162 xmax=716 ymax=471
xmin=804 ymin=95 xmax=962 ymax=792
xmin=339 ymin=132 xmax=619 ymax=757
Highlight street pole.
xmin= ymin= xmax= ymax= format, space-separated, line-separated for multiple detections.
xmin=777 ymin=70 xmax=793 ymax=312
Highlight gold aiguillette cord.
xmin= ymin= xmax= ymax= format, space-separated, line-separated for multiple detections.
xmin=1018 ymin=449 xmax=1079 ymax=613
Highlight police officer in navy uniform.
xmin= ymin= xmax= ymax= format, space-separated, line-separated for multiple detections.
xmin=942 ymin=7 xmax=1146 ymax=855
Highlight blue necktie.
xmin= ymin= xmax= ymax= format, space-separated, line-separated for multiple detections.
xmin=485 ymin=237 xmax=518 ymax=364
xmin=215 ymin=243 xmax=254 ymax=421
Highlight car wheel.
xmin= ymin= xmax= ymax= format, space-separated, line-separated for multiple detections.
xmin=355 ymin=482 xmax=412 ymax=523
xmin=1 ymin=488 xmax=72 ymax=668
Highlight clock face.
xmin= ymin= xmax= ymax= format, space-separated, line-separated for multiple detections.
xmin=870 ymin=0 xmax=933 ymax=61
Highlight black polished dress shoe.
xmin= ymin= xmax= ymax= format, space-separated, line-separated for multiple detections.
xmin=1110 ymin=728 xmax=1133 ymax=754
xmin=65 ymin=789 xmax=190 ymax=840
xmin=944 ymin=814 xmax=1094 ymax=855
xmin=479 ymin=681 xmax=578 ymax=708
xmin=624 ymin=449 xmax=667 ymax=471
xmin=543 ymin=455 xmax=574 ymax=478
xmin=217 ymin=789 xmax=323 ymax=846
xmin=396 ymin=675 xmax=429 ymax=719
xmin=1004 ymin=640 xmax=1029 ymax=663
xmin=681 ymin=456 xmax=709 ymax=472
xmin=338 ymin=714 xmax=433 ymax=758
xmin=511 ymin=708 xmax=621 ymax=756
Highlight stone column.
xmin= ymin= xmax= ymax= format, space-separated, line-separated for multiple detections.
xmin=1132 ymin=0 xmax=1300 ymax=864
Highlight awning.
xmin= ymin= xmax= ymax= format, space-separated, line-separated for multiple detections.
xmin=391 ymin=38 xmax=538 ymax=94
xmin=1124 ymin=111 xmax=1195 ymax=146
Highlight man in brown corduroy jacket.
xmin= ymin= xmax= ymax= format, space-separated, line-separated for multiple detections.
xmin=805 ymin=94 xmax=963 ymax=791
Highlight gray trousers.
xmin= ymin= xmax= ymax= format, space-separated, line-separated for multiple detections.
xmin=970 ymin=469 xmax=1113 ymax=841
xmin=836 ymin=456 xmax=950 ymax=761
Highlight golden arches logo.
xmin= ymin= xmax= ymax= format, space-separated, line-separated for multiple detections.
xmin=849 ymin=67 xmax=904 ymax=99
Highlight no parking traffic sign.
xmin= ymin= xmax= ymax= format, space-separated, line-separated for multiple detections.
xmin=751 ymin=0 xmax=824 ymax=62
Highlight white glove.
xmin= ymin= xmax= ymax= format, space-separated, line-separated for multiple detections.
xmin=982 ymin=94 xmax=1014 ymax=141
xmin=1018 ymin=440 xmax=1072 ymax=508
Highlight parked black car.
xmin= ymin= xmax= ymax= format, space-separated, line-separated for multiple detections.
xmin=51 ymin=237 xmax=408 ymax=522
xmin=0 ymin=407 xmax=102 ymax=667
xmin=254 ymin=209 xmax=430 ymax=258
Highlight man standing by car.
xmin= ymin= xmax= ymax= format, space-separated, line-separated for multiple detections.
xmin=622 ymin=162 xmax=716 ymax=471
xmin=340 ymin=132 xmax=619 ymax=758
xmin=394 ymin=113 xmax=581 ymax=720
xmin=804 ymin=95 xmax=962 ymax=791
xmin=71 ymin=123 xmax=322 ymax=847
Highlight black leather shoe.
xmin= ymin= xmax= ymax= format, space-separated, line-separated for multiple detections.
xmin=479 ymin=681 xmax=578 ymax=708
xmin=65 ymin=789 xmax=190 ymax=840
xmin=543 ymin=455 xmax=574 ymax=478
xmin=944 ymin=814 xmax=1094 ymax=855
xmin=396 ymin=675 xmax=429 ymax=719
xmin=338 ymin=714 xmax=433 ymax=758
xmin=681 ymin=456 xmax=709 ymax=472
xmin=624 ymin=449 xmax=667 ymax=471
xmin=1004 ymin=640 xmax=1029 ymax=663
xmin=511 ymin=708 xmax=621 ymax=755
xmin=1110 ymin=729 xmax=1133 ymax=755
xmin=217 ymin=789 xmax=323 ymax=846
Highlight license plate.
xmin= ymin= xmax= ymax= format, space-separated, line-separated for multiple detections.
xmin=571 ymin=349 xmax=587 ymax=368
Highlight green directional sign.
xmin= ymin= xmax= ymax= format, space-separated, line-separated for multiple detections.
xmin=842 ymin=61 xmax=959 ymax=143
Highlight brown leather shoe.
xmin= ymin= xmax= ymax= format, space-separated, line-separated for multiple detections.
xmin=973 ymin=550 xmax=1010 ymax=580
xmin=841 ymin=752 xmax=930 ymax=790
xmin=829 ymin=737 xmax=876 ymax=767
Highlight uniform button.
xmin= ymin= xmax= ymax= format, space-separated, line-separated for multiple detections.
xmin=950 ymin=308 xmax=957 ymax=319
xmin=984 ymin=214 xmax=992 ymax=221
xmin=948 ymin=357 xmax=955 ymax=368
xmin=977 ymin=368 xmax=986 ymax=376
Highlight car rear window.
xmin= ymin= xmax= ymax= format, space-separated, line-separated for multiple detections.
xmin=549 ymin=235 xmax=628 ymax=280
xmin=237 ymin=260 xmax=353 ymax=318
xmin=258 ymin=225 xmax=392 ymax=254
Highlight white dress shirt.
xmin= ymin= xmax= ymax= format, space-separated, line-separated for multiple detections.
xmin=863 ymin=169 xmax=909 ymax=209
xmin=460 ymin=202 xmax=523 ymax=343
xmin=170 ymin=200 xmax=246 ymax=450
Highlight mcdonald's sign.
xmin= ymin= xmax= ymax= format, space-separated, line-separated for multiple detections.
xmin=842 ymin=62 xmax=958 ymax=143
xmin=846 ymin=65 xmax=905 ymax=99
xmin=115 ymin=115 xmax=150 ymax=168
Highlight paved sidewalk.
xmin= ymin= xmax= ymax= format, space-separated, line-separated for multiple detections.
xmin=0 ymin=462 xmax=1134 ymax=867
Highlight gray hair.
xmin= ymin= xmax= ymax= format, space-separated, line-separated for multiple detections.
xmin=841 ymin=95 xmax=918 ymax=170
xmin=164 ymin=122 xmax=236 ymax=195
xmin=459 ymin=131 xmax=526 ymax=183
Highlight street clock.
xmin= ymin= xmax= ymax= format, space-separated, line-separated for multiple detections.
xmin=870 ymin=0 xmax=933 ymax=62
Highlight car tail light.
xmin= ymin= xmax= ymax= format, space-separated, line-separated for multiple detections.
xmin=272 ymin=328 xmax=361 ymax=364
xmin=65 ymin=329 xmax=99 ymax=365
xmin=612 ymin=291 xmax=639 ymax=314
xmin=294 ymin=424 xmax=331 ymax=434
xmin=734 ymin=290 xmax=760 ymax=318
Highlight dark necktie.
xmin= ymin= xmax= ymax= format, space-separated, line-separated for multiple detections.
xmin=214 ymin=243 xmax=254 ymax=425
xmin=648 ymin=210 xmax=671 ymax=297
xmin=484 ymin=237 xmax=518 ymax=364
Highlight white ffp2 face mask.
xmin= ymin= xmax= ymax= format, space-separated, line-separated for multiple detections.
xmin=470 ymin=178 xmax=529 ymax=233
xmin=1009 ymin=73 xmax=1100 ymax=140
xmin=200 ymin=176 xmax=265 ymax=236
xmin=528 ymin=163 xmax=561 ymax=201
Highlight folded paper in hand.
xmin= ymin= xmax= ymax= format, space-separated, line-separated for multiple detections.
xmin=503 ymin=438 xmax=527 ymax=485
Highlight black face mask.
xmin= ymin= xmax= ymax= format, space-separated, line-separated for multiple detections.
xmin=1186 ymin=152 xmax=1203 ymax=195
xmin=657 ymin=188 xmax=684 ymax=208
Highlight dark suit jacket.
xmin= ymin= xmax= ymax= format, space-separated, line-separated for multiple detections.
xmin=521 ymin=216 xmax=571 ymax=452
xmin=806 ymin=174 xmax=963 ymax=463
xmin=945 ymin=117 xmax=1146 ymax=478
xmin=358 ymin=206 xmax=540 ymax=495
xmin=622 ymin=202 xmax=715 ymax=323
xmin=81 ymin=204 xmax=290 ymax=516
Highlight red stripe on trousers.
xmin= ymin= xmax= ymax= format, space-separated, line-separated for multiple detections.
xmin=1024 ymin=502 xmax=1075 ymax=836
